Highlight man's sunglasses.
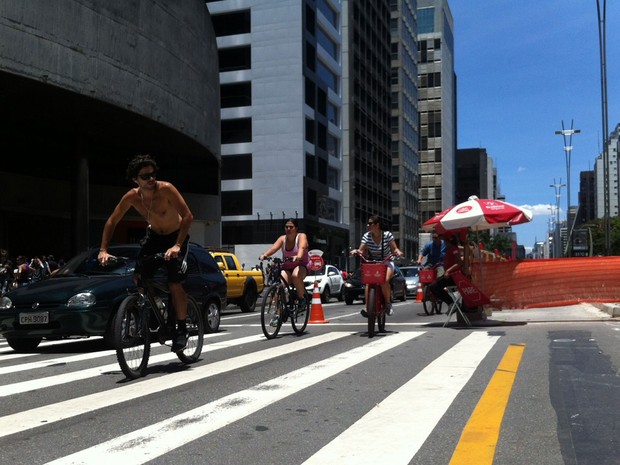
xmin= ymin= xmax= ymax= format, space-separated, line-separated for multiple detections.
xmin=137 ymin=171 xmax=157 ymax=180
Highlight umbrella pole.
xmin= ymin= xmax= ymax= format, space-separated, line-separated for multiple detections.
xmin=476 ymin=230 xmax=484 ymax=293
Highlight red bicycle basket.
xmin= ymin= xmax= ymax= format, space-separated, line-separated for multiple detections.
xmin=419 ymin=269 xmax=436 ymax=284
xmin=361 ymin=263 xmax=387 ymax=285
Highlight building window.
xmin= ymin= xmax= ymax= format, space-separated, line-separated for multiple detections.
xmin=222 ymin=118 xmax=252 ymax=144
xmin=318 ymin=196 xmax=339 ymax=222
xmin=327 ymin=102 xmax=338 ymax=125
xmin=317 ymin=122 xmax=327 ymax=150
xmin=305 ymin=77 xmax=316 ymax=108
xmin=317 ymin=26 xmax=338 ymax=60
xmin=317 ymin=0 xmax=338 ymax=28
xmin=327 ymin=134 xmax=339 ymax=158
xmin=222 ymin=190 xmax=252 ymax=215
xmin=305 ymin=4 xmax=316 ymax=35
xmin=306 ymin=42 xmax=316 ymax=72
xmin=306 ymin=152 xmax=316 ymax=179
xmin=317 ymin=60 xmax=338 ymax=93
xmin=211 ymin=10 xmax=251 ymax=37
xmin=418 ymin=7 xmax=434 ymax=34
xmin=222 ymin=154 xmax=252 ymax=180
xmin=307 ymin=189 xmax=317 ymax=215
xmin=327 ymin=166 xmax=339 ymax=190
xmin=218 ymin=46 xmax=251 ymax=72
xmin=305 ymin=119 xmax=315 ymax=144
xmin=220 ymin=82 xmax=252 ymax=108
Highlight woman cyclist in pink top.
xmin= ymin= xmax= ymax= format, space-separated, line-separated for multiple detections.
xmin=260 ymin=218 xmax=310 ymax=307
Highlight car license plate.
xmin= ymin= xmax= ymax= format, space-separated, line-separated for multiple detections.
xmin=19 ymin=312 xmax=49 ymax=325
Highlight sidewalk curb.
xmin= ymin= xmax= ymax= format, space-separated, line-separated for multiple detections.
xmin=592 ymin=303 xmax=620 ymax=317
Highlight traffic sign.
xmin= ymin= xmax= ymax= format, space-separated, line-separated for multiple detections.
xmin=308 ymin=254 xmax=324 ymax=272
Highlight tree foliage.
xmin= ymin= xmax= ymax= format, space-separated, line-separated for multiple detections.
xmin=587 ymin=218 xmax=620 ymax=256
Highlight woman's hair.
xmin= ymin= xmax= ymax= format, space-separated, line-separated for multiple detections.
xmin=367 ymin=215 xmax=381 ymax=228
xmin=284 ymin=218 xmax=299 ymax=228
xmin=126 ymin=154 xmax=159 ymax=182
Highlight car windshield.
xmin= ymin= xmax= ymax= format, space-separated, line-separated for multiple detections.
xmin=401 ymin=267 xmax=419 ymax=278
xmin=56 ymin=247 xmax=139 ymax=276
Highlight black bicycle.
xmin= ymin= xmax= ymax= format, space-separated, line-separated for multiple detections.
xmin=110 ymin=254 xmax=204 ymax=379
xmin=259 ymin=257 xmax=310 ymax=339
xmin=420 ymin=263 xmax=445 ymax=316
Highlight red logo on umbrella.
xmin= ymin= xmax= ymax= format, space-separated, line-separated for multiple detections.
xmin=456 ymin=206 xmax=472 ymax=214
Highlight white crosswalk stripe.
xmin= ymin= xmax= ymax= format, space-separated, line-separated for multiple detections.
xmin=46 ymin=332 xmax=424 ymax=465
xmin=0 ymin=327 xmax=504 ymax=464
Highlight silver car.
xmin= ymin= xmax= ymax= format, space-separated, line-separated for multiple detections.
xmin=399 ymin=266 xmax=421 ymax=297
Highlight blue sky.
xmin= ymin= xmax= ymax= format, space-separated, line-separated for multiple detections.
xmin=449 ymin=1 xmax=619 ymax=250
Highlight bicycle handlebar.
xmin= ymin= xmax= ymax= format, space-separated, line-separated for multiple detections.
xmin=354 ymin=252 xmax=401 ymax=264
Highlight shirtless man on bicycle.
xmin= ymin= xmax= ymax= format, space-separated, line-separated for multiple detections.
xmin=98 ymin=154 xmax=194 ymax=352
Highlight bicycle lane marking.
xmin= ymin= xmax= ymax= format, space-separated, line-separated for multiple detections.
xmin=0 ymin=333 xmax=254 ymax=397
xmin=0 ymin=332 xmax=354 ymax=438
xmin=448 ymin=343 xmax=526 ymax=465
xmin=302 ymin=332 xmax=501 ymax=465
xmin=44 ymin=332 xmax=424 ymax=465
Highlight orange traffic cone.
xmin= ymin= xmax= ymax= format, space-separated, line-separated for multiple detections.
xmin=416 ymin=283 xmax=424 ymax=302
xmin=309 ymin=280 xmax=329 ymax=324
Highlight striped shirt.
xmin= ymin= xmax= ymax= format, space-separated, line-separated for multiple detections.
xmin=361 ymin=230 xmax=395 ymax=260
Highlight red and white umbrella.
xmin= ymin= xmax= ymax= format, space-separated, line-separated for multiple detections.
xmin=422 ymin=196 xmax=533 ymax=232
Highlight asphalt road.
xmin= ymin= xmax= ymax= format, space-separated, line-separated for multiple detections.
xmin=1 ymin=299 xmax=619 ymax=464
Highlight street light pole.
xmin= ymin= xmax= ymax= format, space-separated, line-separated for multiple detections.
xmin=596 ymin=0 xmax=611 ymax=255
xmin=555 ymin=120 xmax=580 ymax=256
xmin=550 ymin=179 xmax=565 ymax=258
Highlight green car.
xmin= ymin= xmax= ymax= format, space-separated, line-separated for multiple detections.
xmin=0 ymin=243 xmax=226 ymax=352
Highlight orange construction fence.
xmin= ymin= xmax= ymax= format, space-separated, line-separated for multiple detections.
xmin=469 ymin=256 xmax=620 ymax=309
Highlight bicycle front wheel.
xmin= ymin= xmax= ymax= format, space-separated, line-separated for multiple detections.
xmin=177 ymin=297 xmax=204 ymax=364
xmin=261 ymin=284 xmax=283 ymax=339
xmin=367 ymin=287 xmax=376 ymax=338
xmin=114 ymin=295 xmax=150 ymax=379
xmin=422 ymin=285 xmax=435 ymax=315
xmin=291 ymin=292 xmax=310 ymax=335
xmin=378 ymin=305 xmax=386 ymax=333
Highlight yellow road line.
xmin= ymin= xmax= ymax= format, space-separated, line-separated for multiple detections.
xmin=449 ymin=343 xmax=526 ymax=465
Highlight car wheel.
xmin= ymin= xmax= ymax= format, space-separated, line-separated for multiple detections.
xmin=344 ymin=293 xmax=354 ymax=305
xmin=400 ymin=288 xmax=407 ymax=301
xmin=321 ymin=285 xmax=331 ymax=303
xmin=203 ymin=299 xmax=221 ymax=333
xmin=240 ymin=284 xmax=257 ymax=312
xmin=6 ymin=336 xmax=42 ymax=352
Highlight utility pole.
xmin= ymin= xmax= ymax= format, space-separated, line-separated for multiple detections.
xmin=555 ymin=120 xmax=580 ymax=256
xmin=596 ymin=0 xmax=610 ymax=255
xmin=549 ymin=180 xmax=565 ymax=258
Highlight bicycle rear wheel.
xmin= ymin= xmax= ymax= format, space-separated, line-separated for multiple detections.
xmin=367 ymin=287 xmax=376 ymax=338
xmin=261 ymin=284 xmax=283 ymax=339
xmin=291 ymin=292 xmax=310 ymax=335
xmin=177 ymin=297 xmax=204 ymax=364
xmin=114 ymin=295 xmax=150 ymax=379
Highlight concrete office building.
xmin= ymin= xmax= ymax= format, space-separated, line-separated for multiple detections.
xmin=577 ymin=170 xmax=596 ymax=225
xmin=0 ymin=1 xmax=221 ymax=259
xmin=455 ymin=148 xmax=496 ymax=204
xmin=594 ymin=123 xmax=620 ymax=219
xmin=390 ymin=0 xmax=420 ymax=258
xmin=207 ymin=0 xmax=349 ymax=267
xmin=416 ymin=0 xmax=456 ymax=224
xmin=342 ymin=0 xmax=393 ymax=253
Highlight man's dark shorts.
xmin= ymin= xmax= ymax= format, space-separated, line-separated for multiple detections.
xmin=138 ymin=228 xmax=189 ymax=283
